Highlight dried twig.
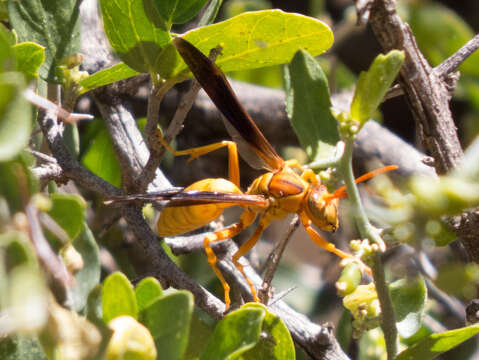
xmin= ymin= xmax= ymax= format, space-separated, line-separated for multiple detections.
xmin=368 ymin=0 xmax=479 ymax=266
xmin=435 ymin=33 xmax=479 ymax=79
xmin=258 ymin=215 xmax=300 ymax=305
xmin=26 ymin=203 xmax=72 ymax=305
xmin=369 ymin=0 xmax=463 ymax=175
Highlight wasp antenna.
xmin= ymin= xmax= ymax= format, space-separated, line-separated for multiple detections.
xmin=353 ymin=165 xmax=398 ymax=185
xmin=329 ymin=165 xmax=398 ymax=200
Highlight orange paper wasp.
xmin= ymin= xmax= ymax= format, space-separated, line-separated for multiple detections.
xmin=108 ymin=37 xmax=397 ymax=310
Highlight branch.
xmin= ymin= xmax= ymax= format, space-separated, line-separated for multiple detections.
xmin=258 ymin=215 xmax=300 ymax=305
xmin=369 ymin=0 xmax=463 ymax=175
xmin=435 ymin=33 xmax=479 ymax=79
xmin=367 ymin=0 xmax=479 ymax=265
xmin=26 ymin=203 xmax=72 ymax=306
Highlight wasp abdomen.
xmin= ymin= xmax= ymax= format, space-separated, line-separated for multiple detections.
xmin=157 ymin=178 xmax=242 ymax=237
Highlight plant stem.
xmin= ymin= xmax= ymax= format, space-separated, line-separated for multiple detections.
xmin=341 ymin=136 xmax=398 ymax=359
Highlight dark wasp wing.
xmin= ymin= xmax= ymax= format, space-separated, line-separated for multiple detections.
xmin=173 ymin=37 xmax=284 ymax=172
xmin=105 ymin=189 xmax=268 ymax=208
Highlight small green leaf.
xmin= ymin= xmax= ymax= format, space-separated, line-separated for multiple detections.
xmin=0 ymin=152 xmax=38 ymax=213
xmin=350 ymin=50 xmax=404 ymax=126
xmin=0 ymin=25 xmax=15 ymax=72
xmin=81 ymin=128 xmax=122 ymax=188
xmin=154 ymin=0 xmax=209 ymax=25
xmin=86 ymin=286 xmax=113 ymax=360
xmin=99 ymin=0 xmax=172 ymax=74
xmin=164 ymin=10 xmax=333 ymax=79
xmin=197 ymin=0 xmax=223 ymax=27
xmin=240 ymin=303 xmax=295 ymax=360
xmin=390 ymin=276 xmax=427 ymax=338
xmin=182 ymin=311 xmax=215 ymax=359
xmin=396 ymin=325 xmax=479 ymax=360
xmin=141 ymin=290 xmax=193 ymax=360
xmin=78 ymin=62 xmax=139 ymax=94
xmin=13 ymin=42 xmax=45 ymax=81
xmin=135 ymin=277 xmax=163 ymax=312
xmin=47 ymin=193 xmax=87 ymax=240
xmin=0 ymin=230 xmax=36 ymax=268
xmin=336 ymin=310 xmax=354 ymax=352
xmin=285 ymin=49 xmax=339 ymax=163
xmin=0 ymin=73 xmax=32 ymax=162
xmin=8 ymin=0 xmax=80 ymax=82
xmin=200 ymin=307 xmax=265 ymax=360
xmin=102 ymin=272 xmax=138 ymax=323
xmin=70 ymin=223 xmax=101 ymax=312
xmin=86 ymin=285 xmax=103 ymax=322
xmin=106 ymin=316 xmax=157 ymax=360
xmin=0 ymin=22 xmax=16 ymax=46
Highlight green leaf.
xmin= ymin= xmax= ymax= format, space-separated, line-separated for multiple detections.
xmin=182 ymin=310 xmax=215 ymax=359
xmin=408 ymin=3 xmax=479 ymax=77
xmin=164 ymin=9 xmax=334 ymax=79
xmin=197 ymin=0 xmax=223 ymax=27
xmin=350 ymin=50 xmax=404 ymax=126
xmin=141 ymin=290 xmax=193 ymax=360
xmin=99 ymin=0 xmax=172 ymax=74
xmin=8 ymin=0 xmax=80 ymax=82
xmin=81 ymin=128 xmax=122 ymax=188
xmin=0 ymin=230 xmax=36 ymax=268
xmin=13 ymin=42 xmax=45 ymax=81
xmin=239 ymin=303 xmax=295 ymax=360
xmin=154 ymin=0 xmax=209 ymax=25
xmin=0 ymin=72 xmax=32 ymax=162
xmin=0 ymin=24 xmax=15 ymax=72
xmin=199 ymin=306 xmax=265 ymax=360
xmin=70 ymin=223 xmax=101 ymax=312
xmin=0 ymin=152 xmax=38 ymax=213
xmin=102 ymin=272 xmax=138 ymax=323
xmin=135 ymin=277 xmax=163 ymax=312
xmin=47 ymin=193 xmax=87 ymax=240
xmin=78 ymin=62 xmax=139 ymax=94
xmin=396 ymin=325 xmax=479 ymax=360
xmin=85 ymin=286 xmax=113 ymax=360
xmin=285 ymin=49 xmax=339 ymax=163
xmin=390 ymin=276 xmax=427 ymax=338
xmin=0 ymin=22 xmax=16 ymax=46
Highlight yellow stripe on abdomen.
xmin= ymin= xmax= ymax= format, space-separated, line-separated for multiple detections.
xmin=157 ymin=178 xmax=243 ymax=237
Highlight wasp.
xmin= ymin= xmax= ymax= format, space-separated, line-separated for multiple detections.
xmin=108 ymin=37 xmax=396 ymax=310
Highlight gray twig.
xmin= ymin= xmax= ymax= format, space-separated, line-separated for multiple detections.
xmin=435 ymin=33 xmax=479 ymax=79
xmin=26 ymin=203 xmax=72 ymax=306
xmin=258 ymin=215 xmax=300 ymax=306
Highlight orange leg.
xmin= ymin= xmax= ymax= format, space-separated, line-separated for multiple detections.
xmin=204 ymin=210 xmax=257 ymax=310
xmin=299 ymin=212 xmax=372 ymax=275
xmin=155 ymin=129 xmax=240 ymax=187
xmin=300 ymin=168 xmax=319 ymax=186
xmin=231 ymin=217 xmax=272 ymax=304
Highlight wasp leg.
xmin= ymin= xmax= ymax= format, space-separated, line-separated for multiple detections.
xmin=300 ymin=168 xmax=319 ymax=186
xmin=232 ymin=217 xmax=272 ymax=305
xmin=284 ymin=158 xmax=303 ymax=171
xmin=204 ymin=210 xmax=257 ymax=310
xmin=155 ymin=129 xmax=240 ymax=187
xmin=299 ymin=212 xmax=372 ymax=275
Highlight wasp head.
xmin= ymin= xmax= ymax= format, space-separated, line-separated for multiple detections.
xmin=303 ymin=185 xmax=339 ymax=232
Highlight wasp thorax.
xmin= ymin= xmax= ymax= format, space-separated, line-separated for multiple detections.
xmin=305 ymin=185 xmax=339 ymax=232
